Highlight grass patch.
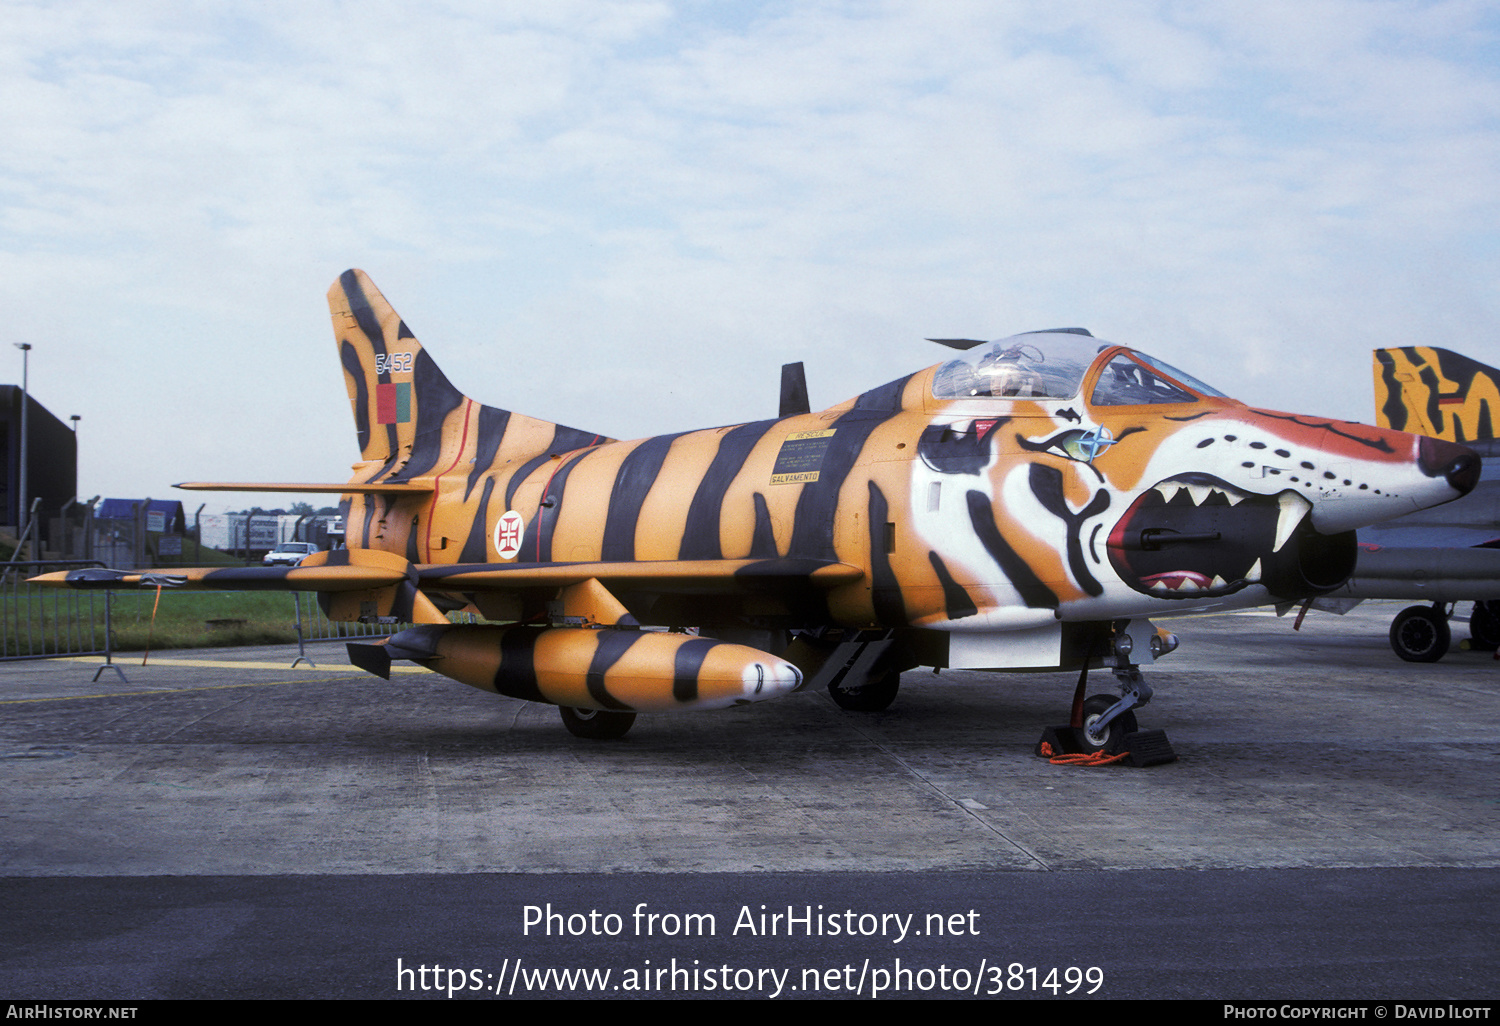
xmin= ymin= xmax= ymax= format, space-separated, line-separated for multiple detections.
xmin=1 ymin=587 xmax=403 ymax=656
xmin=108 ymin=591 xmax=306 ymax=650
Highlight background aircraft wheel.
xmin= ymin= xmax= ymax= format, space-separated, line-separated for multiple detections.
xmin=1078 ymin=694 xmax=1138 ymax=754
xmin=828 ymin=671 xmax=900 ymax=712
xmin=559 ymin=706 xmax=636 ymax=739
xmin=1469 ymin=601 xmax=1500 ymax=651
xmin=1389 ymin=605 xmax=1450 ymax=663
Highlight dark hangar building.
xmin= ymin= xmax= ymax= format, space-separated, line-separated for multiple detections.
xmin=0 ymin=386 xmax=77 ymax=544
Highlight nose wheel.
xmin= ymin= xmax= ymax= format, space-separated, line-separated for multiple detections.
xmin=1036 ymin=624 xmax=1177 ymax=766
xmin=1078 ymin=693 xmax=1138 ymax=754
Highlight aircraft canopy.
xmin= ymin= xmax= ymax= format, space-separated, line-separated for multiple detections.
xmin=932 ymin=332 xmax=1226 ymax=405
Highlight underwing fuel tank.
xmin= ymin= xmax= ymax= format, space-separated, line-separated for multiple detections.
xmin=351 ymin=625 xmax=804 ymax=713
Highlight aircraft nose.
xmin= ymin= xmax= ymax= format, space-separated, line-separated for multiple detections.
xmin=1418 ymin=436 xmax=1481 ymax=496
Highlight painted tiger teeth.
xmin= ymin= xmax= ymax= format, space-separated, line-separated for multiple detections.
xmin=1152 ymin=483 xmax=1244 ymax=505
xmin=1148 ymin=574 xmax=1231 ymax=593
xmin=1273 ymin=493 xmax=1312 ymax=553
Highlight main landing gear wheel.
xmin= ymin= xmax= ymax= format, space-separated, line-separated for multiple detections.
xmin=1470 ymin=601 xmax=1500 ymax=651
xmin=1389 ymin=605 xmax=1450 ymax=663
xmin=1078 ymin=694 xmax=1138 ymax=754
xmin=828 ymin=671 xmax=900 ymax=712
xmin=559 ymin=706 xmax=636 ymax=740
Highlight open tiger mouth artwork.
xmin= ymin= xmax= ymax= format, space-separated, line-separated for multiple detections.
xmin=1107 ymin=475 xmax=1314 ymax=598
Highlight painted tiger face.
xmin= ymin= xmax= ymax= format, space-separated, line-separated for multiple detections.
xmin=1095 ymin=407 xmax=1475 ymax=604
xmin=907 ymin=337 xmax=1478 ymax=627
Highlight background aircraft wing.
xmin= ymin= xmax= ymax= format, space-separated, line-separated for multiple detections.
xmin=176 ymin=481 xmax=434 ymax=494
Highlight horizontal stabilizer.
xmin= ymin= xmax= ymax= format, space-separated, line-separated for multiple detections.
xmin=176 ymin=481 xmax=433 ymax=495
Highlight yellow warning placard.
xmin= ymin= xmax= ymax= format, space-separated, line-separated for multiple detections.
xmin=770 ymin=429 xmax=836 ymax=485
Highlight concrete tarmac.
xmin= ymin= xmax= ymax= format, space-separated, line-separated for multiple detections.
xmin=1 ymin=601 xmax=1497 ymax=999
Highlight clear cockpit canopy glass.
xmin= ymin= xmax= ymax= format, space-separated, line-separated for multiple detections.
xmin=932 ymin=334 xmax=1108 ymax=400
xmin=932 ymin=333 xmax=1228 ymax=406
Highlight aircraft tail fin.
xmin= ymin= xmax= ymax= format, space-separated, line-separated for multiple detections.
xmin=328 ymin=270 xmax=609 ymax=473
xmin=1374 ymin=346 xmax=1500 ymax=443
xmin=329 ymin=269 xmax=466 ymax=466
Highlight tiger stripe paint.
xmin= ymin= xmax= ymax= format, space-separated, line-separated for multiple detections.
xmin=1374 ymin=345 xmax=1500 ymax=444
xmin=376 ymin=623 xmax=802 ymax=713
xmin=312 ymin=271 xmax=1472 ymax=640
xmin=34 ymin=271 xmax=1483 ymax=738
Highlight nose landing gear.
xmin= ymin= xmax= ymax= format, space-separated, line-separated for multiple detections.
xmin=1079 ymin=692 xmax=1139 ymax=754
xmin=1036 ymin=620 xmax=1178 ymax=767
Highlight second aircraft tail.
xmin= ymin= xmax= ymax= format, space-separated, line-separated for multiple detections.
xmin=1374 ymin=345 xmax=1500 ymax=444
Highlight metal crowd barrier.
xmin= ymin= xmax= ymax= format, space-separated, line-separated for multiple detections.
xmin=0 ymin=564 xmax=405 ymax=673
xmin=0 ymin=561 xmax=110 ymax=661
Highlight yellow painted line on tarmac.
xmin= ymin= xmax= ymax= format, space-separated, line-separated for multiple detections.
xmin=1 ymin=655 xmax=434 ymax=705
xmin=0 ymin=667 xmax=435 ymax=704
xmin=49 ymin=655 xmax=430 ymax=673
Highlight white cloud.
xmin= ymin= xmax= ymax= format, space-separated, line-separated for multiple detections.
xmin=0 ymin=0 xmax=1494 ymax=508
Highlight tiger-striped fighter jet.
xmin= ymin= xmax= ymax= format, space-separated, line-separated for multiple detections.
xmin=35 ymin=271 xmax=1480 ymax=748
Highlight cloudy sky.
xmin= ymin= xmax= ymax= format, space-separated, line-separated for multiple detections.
xmin=2 ymin=0 xmax=1497 ymax=512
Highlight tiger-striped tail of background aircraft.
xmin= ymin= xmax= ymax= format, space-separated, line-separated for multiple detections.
xmin=33 ymin=271 xmax=1481 ymax=753
xmin=1311 ymin=346 xmax=1500 ymax=661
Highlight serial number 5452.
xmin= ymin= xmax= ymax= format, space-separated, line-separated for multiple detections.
xmin=376 ymin=352 xmax=414 ymax=375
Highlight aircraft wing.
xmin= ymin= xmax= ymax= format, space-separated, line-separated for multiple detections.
xmin=28 ymin=562 xmax=410 ymax=592
xmin=32 ymin=552 xmax=864 ymax=633
xmin=31 ymin=553 xmax=864 ymax=630
xmin=417 ymin=558 xmax=864 ymax=594
xmin=33 ymin=556 xmax=862 ymax=592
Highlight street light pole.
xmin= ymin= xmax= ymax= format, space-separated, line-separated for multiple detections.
xmin=70 ymin=415 xmax=79 ymax=501
xmin=15 ymin=344 xmax=30 ymax=549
